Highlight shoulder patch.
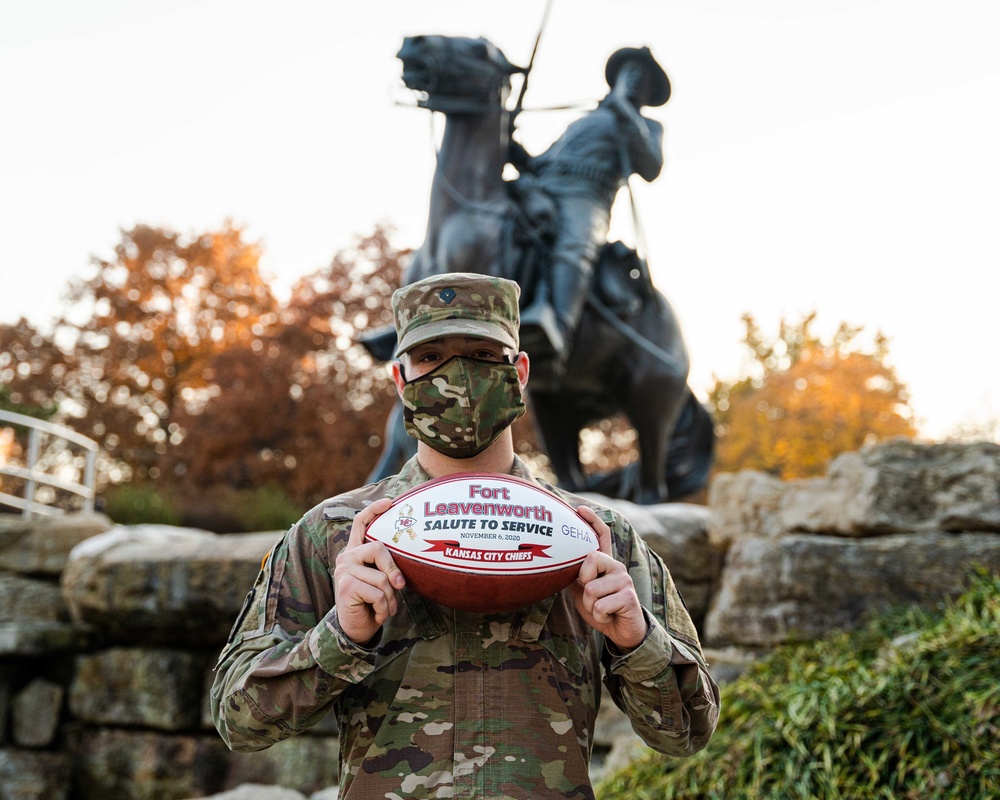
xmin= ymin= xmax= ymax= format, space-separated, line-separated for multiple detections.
xmin=595 ymin=508 xmax=616 ymax=527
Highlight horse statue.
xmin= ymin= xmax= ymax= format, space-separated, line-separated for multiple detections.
xmin=363 ymin=34 xmax=713 ymax=504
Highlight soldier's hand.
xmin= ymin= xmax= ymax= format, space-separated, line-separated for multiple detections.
xmin=333 ymin=497 xmax=406 ymax=645
xmin=571 ymin=506 xmax=648 ymax=651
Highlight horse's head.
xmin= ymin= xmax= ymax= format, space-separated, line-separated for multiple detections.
xmin=398 ymin=35 xmax=523 ymax=114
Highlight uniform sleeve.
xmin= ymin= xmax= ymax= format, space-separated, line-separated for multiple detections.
xmin=601 ymin=513 xmax=720 ymax=756
xmin=211 ymin=515 xmax=380 ymax=752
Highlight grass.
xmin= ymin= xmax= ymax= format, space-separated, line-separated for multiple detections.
xmin=597 ymin=569 xmax=1000 ymax=800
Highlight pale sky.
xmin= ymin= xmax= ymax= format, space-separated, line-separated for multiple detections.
xmin=1 ymin=0 xmax=998 ymax=440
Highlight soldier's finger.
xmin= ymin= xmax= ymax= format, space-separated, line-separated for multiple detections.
xmin=336 ymin=543 xmax=404 ymax=595
xmin=577 ymin=559 xmax=628 ymax=601
xmin=336 ymin=558 xmax=399 ymax=614
xmin=367 ymin=539 xmax=406 ymax=589
xmin=342 ymin=575 xmax=396 ymax=621
xmin=577 ymin=506 xmax=612 ymax=556
xmin=348 ymin=497 xmax=394 ymax=549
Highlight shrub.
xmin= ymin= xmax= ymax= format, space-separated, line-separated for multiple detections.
xmin=597 ymin=569 xmax=1000 ymax=800
xmin=226 ymin=485 xmax=302 ymax=532
xmin=101 ymin=483 xmax=182 ymax=526
xmin=176 ymin=484 xmax=302 ymax=533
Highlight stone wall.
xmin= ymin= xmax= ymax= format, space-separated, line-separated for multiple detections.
xmin=704 ymin=440 xmax=1000 ymax=649
xmin=0 ymin=440 xmax=996 ymax=799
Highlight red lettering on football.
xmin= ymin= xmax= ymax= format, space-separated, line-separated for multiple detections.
xmin=365 ymin=473 xmax=600 ymax=612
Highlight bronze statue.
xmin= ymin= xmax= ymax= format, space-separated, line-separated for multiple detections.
xmin=510 ymin=46 xmax=669 ymax=369
xmin=363 ymin=35 xmax=712 ymax=503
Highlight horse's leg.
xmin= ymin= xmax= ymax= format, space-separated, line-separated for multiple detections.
xmin=529 ymin=392 xmax=587 ymax=492
xmin=626 ymin=371 xmax=688 ymax=504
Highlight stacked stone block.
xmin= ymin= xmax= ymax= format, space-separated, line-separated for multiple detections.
xmin=0 ymin=440 xmax=997 ymax=799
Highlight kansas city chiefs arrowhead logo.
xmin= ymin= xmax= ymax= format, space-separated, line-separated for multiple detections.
xmin=393 ymin=504 xmax=417 ymax=543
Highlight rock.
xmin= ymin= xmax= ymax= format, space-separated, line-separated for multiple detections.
xmin=70 ymin=647 xmax=207 ymax=731
xmin=186 ymin=785 xmax=307 ymax=800
xmin=61 ymin=526 xmax=280 ymax=645
xmin=223 ymin=735 xmax=340 ymax=795
xmin=707 ymin=470 xmax=786 ymax=549
xmin=579 ymin=497 xmax=723 ymax=626
xmin=0 ymin=513 xmax=112 ymax=576
xmin=11 ymin=678 xmax=64 ymax=747
xmin=0 ymin=621 xmax=93 ymax=656
xmin=711 ymin=441 xmax=1000 ymax=542
xmin=593 ymin=697 xmax=637 ymax=751
xmin=0 ymin=748 xmax=71 ymax=800
xmin=590 ymin=735 xmax=650 ymax=788
xmin=704 ymin=531 xmax=1000 ymax=647
xmin=702 ymin=646 xmax=762 ymax=685
xmin=69 ymin=728 xmax=232 ymax=800
xmin=874 ymin=440 xmax=1000 ymax=532
xmin=0 ymin=571 xmax=88 ymax=656
xmin=72 ymin=721 xmax=340 ymax=799
xmin=0 ymin=571 xmax=69 ymax=623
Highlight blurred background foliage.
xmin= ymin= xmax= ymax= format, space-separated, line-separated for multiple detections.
xmin=1 ymin=223 xmax=917 ymax=530
xmin=1 ymin=223 xmax=406 ymax=529
xmin=707 ymin=312 xmax=916 ymax=479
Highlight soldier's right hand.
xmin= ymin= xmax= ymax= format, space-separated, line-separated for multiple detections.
xmin=333 ymin=497 xmax=406 ymax=645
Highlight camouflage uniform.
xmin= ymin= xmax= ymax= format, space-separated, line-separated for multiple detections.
xmin=212 ymin=455 xmax=720 ymax=799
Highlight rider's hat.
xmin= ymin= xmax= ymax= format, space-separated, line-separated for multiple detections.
xmin=392 ymin=272 xmax=521 ymax=357
xmin=605 ymin=46 xmax=671 ymax=107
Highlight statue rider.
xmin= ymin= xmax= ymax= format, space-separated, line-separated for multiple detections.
xmin=509 ymin=46 xmax=670 ymax=368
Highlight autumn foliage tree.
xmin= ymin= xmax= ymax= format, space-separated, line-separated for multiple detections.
xmin=52 ymin=223 xmax=281 ymax=483
xmin=0 ymin=223 xmax=406 ymax=527
xmin=165 ymin=226 xmax=405 ymax=510
xmin=707 ymin=313 xmax=916 ymax=478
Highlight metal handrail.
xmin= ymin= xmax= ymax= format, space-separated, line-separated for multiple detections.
xmin=0 ymin=409 xmax=98 ymax=518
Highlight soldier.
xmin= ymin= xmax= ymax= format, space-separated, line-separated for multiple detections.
xmin=512 ymin=46 xmax=669 ymax=368
xmin=212 ymin=273 xmax=719 ymax=799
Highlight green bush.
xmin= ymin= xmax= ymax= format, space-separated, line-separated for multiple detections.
xmin=598 ymin=569 xmax=1000 ymax=800
xmin=104 ymin=482 xmax=302 ymax=532
xmin=102 ymin=483 xmax=183 ymax=526
xmin=173 ymin=484 xmax=301 ymax=533
xmin=225 ymin=485 xmax=301 ymax=532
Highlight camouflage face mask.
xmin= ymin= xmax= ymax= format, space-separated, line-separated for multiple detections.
xmin=401 ymin=355 xmax=526 ymax=458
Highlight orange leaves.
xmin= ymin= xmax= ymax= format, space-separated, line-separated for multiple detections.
xmin=709 ymin=314 xmax=916 ymax=479
xmin=2 ymin=223 xmax=408 ymax=518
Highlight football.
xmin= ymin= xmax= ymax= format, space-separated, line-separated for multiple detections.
xmin=365 ymin=473 xmax=600 ymax=612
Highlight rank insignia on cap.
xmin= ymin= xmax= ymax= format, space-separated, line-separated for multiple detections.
xmin=391 ymin=272 xmax=520 ymax=357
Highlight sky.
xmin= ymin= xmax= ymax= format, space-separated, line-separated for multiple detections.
xmin=1 ymin=0 xmax=998 ymax=440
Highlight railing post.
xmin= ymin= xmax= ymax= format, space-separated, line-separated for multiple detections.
xmin=83 ymin=449 xmax=97 ymax=513
xmin=24 ymin=427 xmax=41 ymax=519
xmin=0 ymin=410 xmax=99 ymax=517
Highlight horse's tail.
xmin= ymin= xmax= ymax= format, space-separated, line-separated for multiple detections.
xmin=664 ymin=393 xmax=716 ymax=498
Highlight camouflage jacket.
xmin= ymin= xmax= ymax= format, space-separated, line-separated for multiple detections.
xmin=212 ymin=456 xmax=719 ymax=799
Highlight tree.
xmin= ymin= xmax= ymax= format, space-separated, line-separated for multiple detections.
xmin=1 ymin=224 xmax=419 ymax=525
xmin=707 ymin=313 xmax=915 ymax=478
xmin=164 ymin=226 xmax=408 ymax=508
xmin=57 ymin=222 xmax=281 ymax=482
xmin=0 ymin=319 xmax=64 ymax=421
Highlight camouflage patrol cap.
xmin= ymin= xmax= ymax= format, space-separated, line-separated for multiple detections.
xmin=392 ymin=273 xmax=520 ymax=357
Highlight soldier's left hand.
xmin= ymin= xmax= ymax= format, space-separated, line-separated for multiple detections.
xmin=571 ymin=506 xmax=648 ymax=651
